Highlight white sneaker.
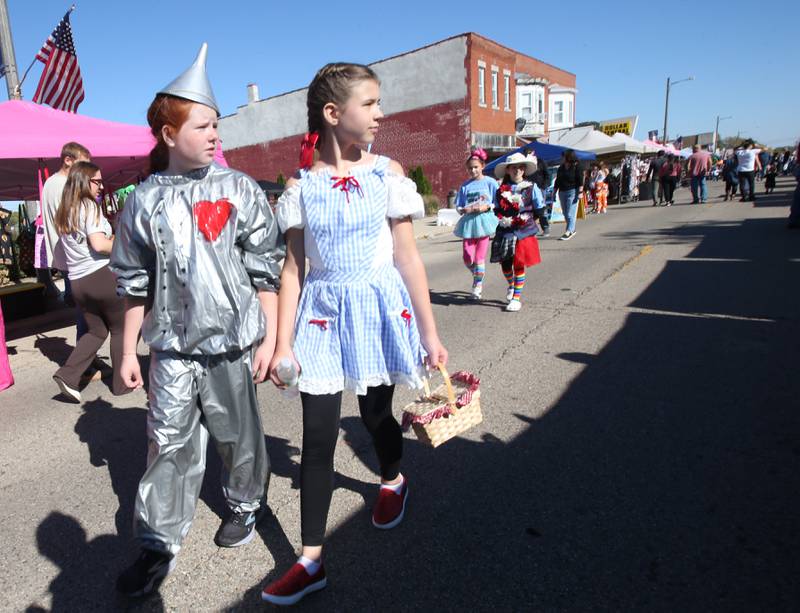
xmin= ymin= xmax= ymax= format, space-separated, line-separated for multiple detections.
xmin=471 ymin=284 xmax=483 ymax=299
xmin=53 ymin=375 xmax=81 ymax=403
xmin=506 ymin=286 xmax=514 ymax=302
xmin=505 ymin=298 xmax=522 ymax=312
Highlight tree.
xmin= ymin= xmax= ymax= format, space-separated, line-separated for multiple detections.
xmin=407 ymin=166 xmax=432 ymax=195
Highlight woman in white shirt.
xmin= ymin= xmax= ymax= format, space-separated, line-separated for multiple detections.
xmin=52 ymin=161 xmax=127 ymax=402
xmin=735 ymin=140 xmax=762 ymax=202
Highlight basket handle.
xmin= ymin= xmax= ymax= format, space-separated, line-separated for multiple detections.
xmin=436 ymin=363 xmax=457 ymax=409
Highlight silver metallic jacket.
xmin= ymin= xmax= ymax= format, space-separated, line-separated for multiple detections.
xmin=110 ymin=164 xmax=284 ymax=354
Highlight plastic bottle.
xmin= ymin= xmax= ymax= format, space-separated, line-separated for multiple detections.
xmin=276 ymin=358 xmax=299 ymax=398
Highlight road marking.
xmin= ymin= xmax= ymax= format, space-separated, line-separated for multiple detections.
xmin=626 ymin=306 xmax=777 ymax=323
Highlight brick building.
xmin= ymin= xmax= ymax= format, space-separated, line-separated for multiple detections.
xmin=219 ymin=33 xmax=576 ymax=200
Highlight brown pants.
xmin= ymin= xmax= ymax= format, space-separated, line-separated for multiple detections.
xmin=55 ymin=265 xmax=128 ymax=395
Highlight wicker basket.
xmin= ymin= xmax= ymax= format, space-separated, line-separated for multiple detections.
xmin=401 ymin=365 xmax=482 ymax=448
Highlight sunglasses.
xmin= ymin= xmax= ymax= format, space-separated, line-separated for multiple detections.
xmin=90 ymin=179 xmax=104 ymax=187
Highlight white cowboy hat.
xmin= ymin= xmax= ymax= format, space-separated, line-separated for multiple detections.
xmin=494 ymin=152 xmax=538 ymax=179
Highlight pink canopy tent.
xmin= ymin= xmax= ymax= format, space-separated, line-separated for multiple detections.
xmin=0 ymin=100 xmax=227 ymax=201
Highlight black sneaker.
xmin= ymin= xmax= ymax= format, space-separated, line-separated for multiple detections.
xmin=214 ymin=499 xmax=267 ymax=547
xmin=116 ymin=548 xmax=175 ymax=597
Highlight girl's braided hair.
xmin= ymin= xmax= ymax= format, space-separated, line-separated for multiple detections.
xmin=307 ymin=63 xmax=380 ymax=134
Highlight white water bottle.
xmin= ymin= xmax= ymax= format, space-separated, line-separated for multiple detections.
xmin=276 ymin=358 xmax=299 ymax=398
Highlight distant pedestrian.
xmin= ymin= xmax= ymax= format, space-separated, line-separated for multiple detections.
xmin=788 ymin=144 xmax=800 ymax=229
xmin=659 ymin=154 xmax=680 ymax=206
xmin=687 ymin=144 xmax=712 ymax=203
xmin=453 ymin=148 xmax=499 ymax=299
xmin=589 ymin=163 xmax=608 ymax=214
xmin=764 ymin=164 xmax=777 ymax=193
xmin=554 ymin=149 xmax=584 ymax=239
xmin=722 ymin=154 xmax=739 ymax=201
xmin=647 ymin=150 xmax=666 ymax=206
xmin=757 ymin=149 xmax=771 ymax=181
xmin=736 ymin=140 xmax=761 ymax=201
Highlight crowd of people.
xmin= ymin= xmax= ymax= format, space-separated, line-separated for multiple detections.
xmin=0 ymin=39 xmax=798 ymax=607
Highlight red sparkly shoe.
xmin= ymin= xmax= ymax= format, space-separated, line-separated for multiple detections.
xmin=261 ymin=562 xmax=327 ymax=606
xmin=372 ymin=478 xmax=408 ymax=529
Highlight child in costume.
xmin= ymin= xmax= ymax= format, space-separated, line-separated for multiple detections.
xmin=110 ymin=44 xmax=284 ymax=597
xmin=453 ymin=148 xmax=499 ymax=299
xmin=764 ymin=163 xmax=777 ymax=194
xmin=589 ymin=163 xmax=609 ymax=214
xmin=263 ymin=63 xmax=448 ymax=606
xmin=490 ymin=152 xmax=543 ymax=312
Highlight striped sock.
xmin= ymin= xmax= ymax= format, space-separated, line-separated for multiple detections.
xmin=473 ymin=264 xmax=485 ymax=287
xmin=502 ymin=266 xmax=514 ymax=288
xmin=513 ymin=272 xmax=526 ymax=300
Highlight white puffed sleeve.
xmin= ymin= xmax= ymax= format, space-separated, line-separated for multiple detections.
xmin=275 ymin=183 xmax=305 ymax=232
xmin=385 ymin=173 xmax=425 ymax=220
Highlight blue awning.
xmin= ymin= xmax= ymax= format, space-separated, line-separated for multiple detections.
xmin=484 ymin=141 xmax=595 ymax=175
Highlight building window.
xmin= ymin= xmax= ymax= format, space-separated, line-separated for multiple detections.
xmin=553 ymin=100 xmax=564 ymax=125
xmin=536 ymin=91 xmax=544 ymax=117
xmin=478 ymin=66 xmax=485 ymax=106
xmin=491 ymin=70 xmax=498 ymax=108
xmin=520 ymin=92 xmax=532 ymax=118
xmin=567 ymin=99 xmax=574 ymax=125
xmin=503 ymin=75 xmax=510 ymax=110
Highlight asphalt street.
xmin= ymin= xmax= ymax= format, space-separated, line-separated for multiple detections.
xmin=2 ymin=176 xmax=798 ymax=611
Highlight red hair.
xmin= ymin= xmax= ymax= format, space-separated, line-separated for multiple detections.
xmin=146 ymin=95 xmax=193 ymax=174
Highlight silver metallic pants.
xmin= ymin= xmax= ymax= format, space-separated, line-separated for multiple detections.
xmin=134 ymin=348 xmax=269 ymax=555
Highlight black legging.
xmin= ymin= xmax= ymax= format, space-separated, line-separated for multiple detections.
xmin=300 ymin=385 xmax=401 ymax=545
xmin=662 ymin=177 xmax=677 ymax=203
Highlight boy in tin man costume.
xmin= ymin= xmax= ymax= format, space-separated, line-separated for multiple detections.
xmin=111 ymin=43 xmax=284 ymax=596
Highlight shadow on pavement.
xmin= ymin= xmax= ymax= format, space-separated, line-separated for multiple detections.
xmin=228 ymin=210 xmax=799 ymax=610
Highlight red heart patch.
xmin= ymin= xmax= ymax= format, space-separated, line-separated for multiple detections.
xmin=193 ymin=198 xmax=232 ymax=241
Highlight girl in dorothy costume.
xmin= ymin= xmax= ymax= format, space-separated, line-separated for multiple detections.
xmin=264 ymin=63 xmax=448 ymax=605
xmin=453 ymin=148 xmax=499 ymax=299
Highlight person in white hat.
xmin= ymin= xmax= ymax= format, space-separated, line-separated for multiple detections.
xmin=490 ymin=152 xmax=544 ymax=311
xmin=111 ymin=43 xmax=285 ymax=597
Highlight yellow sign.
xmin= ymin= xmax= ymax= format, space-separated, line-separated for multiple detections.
xmin=600 ymin=121 xmax=632 ymax=136
xmin=598 ymin=115 xmax=639 ymax=137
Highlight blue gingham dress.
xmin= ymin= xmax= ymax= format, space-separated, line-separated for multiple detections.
xmin=276 ymin=156 xmax=427 ymax=396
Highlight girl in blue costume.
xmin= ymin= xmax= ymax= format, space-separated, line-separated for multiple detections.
xmin=264 ymin=63 xmax=448 ymax=605
xmin=453 ymin=148 xmax=499 ymax=299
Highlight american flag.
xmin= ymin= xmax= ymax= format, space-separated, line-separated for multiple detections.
xmin=32 ymin=12 xmax=84 ymax=113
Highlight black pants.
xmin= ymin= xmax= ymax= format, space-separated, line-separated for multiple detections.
xmin=662 ymin=177 xmax=677 ymax=203
xmin=300 ymin=385 xmax=401 ymax=545
xmin=738 ymin=171 xmax=756 ymax=200
xmin=533 ymin=206 xmax=549 ymax=232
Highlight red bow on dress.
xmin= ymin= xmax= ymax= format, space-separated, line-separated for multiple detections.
xmin=401 ymin=309 xmax=412 ymax=326
xmin=299 ymin=132 xmax=319 ymax=169
xmin=330 ymin=175 xmax=363 ymax=203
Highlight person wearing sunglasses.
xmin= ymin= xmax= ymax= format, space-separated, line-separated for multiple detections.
xmin=52 ymin=161 xmax=128 ymax=402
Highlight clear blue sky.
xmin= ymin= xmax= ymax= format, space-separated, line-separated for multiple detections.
xmin=4 ymin=0 xmax=799 ymax=147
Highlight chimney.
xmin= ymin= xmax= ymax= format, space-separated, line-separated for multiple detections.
xmin=247 ymin=83 xmax=260 ymax=104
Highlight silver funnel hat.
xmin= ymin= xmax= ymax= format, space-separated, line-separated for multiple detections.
xmin=157 ymin=42 xmax=220 ymax=114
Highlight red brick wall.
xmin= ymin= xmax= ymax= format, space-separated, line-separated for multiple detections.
xmin=467 ymin=36 xmax=516 ymax=135
xmin=225 ymin=98 xmax=471 ymax=204
xmin=466 ymin=33 xmax=577 ymax=136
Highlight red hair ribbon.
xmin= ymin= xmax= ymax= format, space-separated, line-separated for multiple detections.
xmin=309 ymin=319 xmax=328 ymax=330
xmin=401 ymin=309 xmax=412 ymax=326
xmin=469 ymin=148 xmax=488 ymax=162
xmin=299 ymin=132 xmax=319 ymax=169
xmin=330 ymin=176 xmax=363 ymax=203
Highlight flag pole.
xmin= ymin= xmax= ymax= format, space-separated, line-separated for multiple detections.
xmin=0 ymin=0 xmax=22 ymax=99
xmin=15 ymin=4 xmax=77 ymax=97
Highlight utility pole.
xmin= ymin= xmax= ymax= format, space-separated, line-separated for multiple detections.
xmin=0 ymin=0 xmax=21 ymax=99
xmin=662 ymin=75 xmax=694 ymax=146
xmin=713 ymin=115 xmax=732 ymax=153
